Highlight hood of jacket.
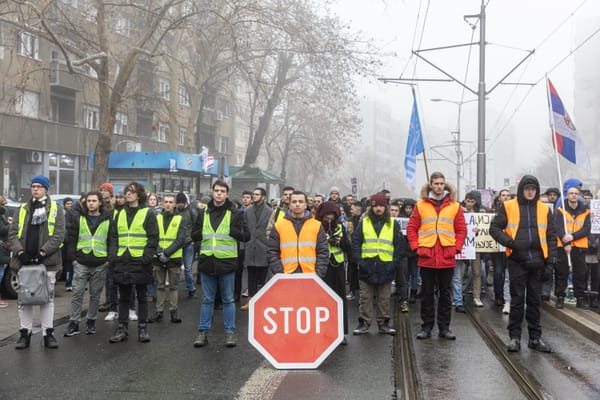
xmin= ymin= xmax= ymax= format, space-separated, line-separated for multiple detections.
xmin=562 ymin=178 xmax=583 ymax=197
xmin=516 ymin=175 xmax=540 ymax=204
xmin=419 ymin=181 xmax=457 ymax=202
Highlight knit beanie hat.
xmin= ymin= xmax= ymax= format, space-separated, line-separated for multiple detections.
xmin=99 ymin=182 xmax=114 ymax=195
xmin=176 ymin=192 xmax=188 ymax=204
xmin=370 ymin=193 xmax=387 ymax=207
xmin=329 ymin=186 xmax=340 ymax=194
xmin=31 ymin=175 xmax=49 ymax=190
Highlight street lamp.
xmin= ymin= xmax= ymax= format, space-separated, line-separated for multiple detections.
xmin=430 ymin=98 xmax=478 ymax=199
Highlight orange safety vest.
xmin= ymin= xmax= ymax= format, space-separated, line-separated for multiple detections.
xmin=504 ymin=198 xmax=549 ymax=258
xmin=556 ymin=207 xmax=589 ymax=248
xmin=416 ymin=200 xmax=460 ymax=248
xmin=275 ymin=217 xmax=321 ymax=274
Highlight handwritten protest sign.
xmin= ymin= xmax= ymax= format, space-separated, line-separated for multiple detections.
xmin=456 ymin=213 xmax=476 ymax=260
xmin=591 ymin=200 xmax=600 ymax=234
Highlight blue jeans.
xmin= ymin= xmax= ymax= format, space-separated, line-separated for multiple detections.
xmin=198 ymin=271 xmax=235 ymax=333
xmin=406 ymin=257 xmax=419 ymax=290
xmin=452 ymin=262 xmax=463 ymax=306
xmin=183 ymin=244 xmax=195 ymax=292
xmin=0 ymin=264 xmax=5 ymax=285
xmin=492 ymin=252 xmax=507 ymax=294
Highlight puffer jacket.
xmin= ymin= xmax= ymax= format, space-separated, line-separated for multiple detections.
xmin=8 ymin=197 xmax=65 ymax=272
xmin=490 ymin=175 xmax=557 ymax=264
xmin=406 ymin=182 xmax=467 ymax=268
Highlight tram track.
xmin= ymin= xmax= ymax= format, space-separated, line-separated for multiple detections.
xmin=392 ymin=304 xmax=423 ymax=400
xmin=464 ymin=303 xmax=552 ymax=400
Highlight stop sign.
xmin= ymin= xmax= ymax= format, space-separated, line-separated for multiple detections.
xmin=248 ymin=274 xmax=344 ymax=369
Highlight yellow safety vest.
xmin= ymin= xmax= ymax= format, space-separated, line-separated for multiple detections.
xmin=328 ymin=224 xmax=345 ymax=264
xmin=117 ymin=208 xmax=149 ymax=257
xmin=416 ymin=201 xmax=460 ymax=248
xmin=76 ymin=216 xmax=109 ymax=257
xmin=361 ymin=216 xmax=394 ymax=262
xmin=157 ymin=213 xmax=183 ymax=258
xmin=18 ymin=200 xmax=59 ymax=239
xmin=275 ymin=217 xmax=321 ymax=274
xmin=200 ymin=210 xmax=238 ymax=259
xmin=504 ymin=199 xmax=549 ymax=258
xmin=556 ymin=207 xmax=589 ymax=248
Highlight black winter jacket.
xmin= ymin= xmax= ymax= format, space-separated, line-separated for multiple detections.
xmin=191 ymin=199 xmax=249 ymax=276
xmin=490 ymin=175 xmax=557 ymax=265
xmin=554 ymin=200 xmax=590 ymax=248
xmin=68 ymin=208 xmax=112 ymax=267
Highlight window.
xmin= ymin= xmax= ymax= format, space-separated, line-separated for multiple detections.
xmin=17 ymin=32 xmax=39 ymax=59
xmin=113 ymin=112 xmax=129 ymax=135
xmin=15 ymin=90 xmax=39 ymax=118
xmin=84 ymin=105 xmax=100 ymax=130
xmin=217 ymin=136 xmax=228 ymax=153
xmin=178 ymin=84 xmax=190 ymax=106
xmin=159 ymin=78 xmax=170 ymax=100
xmin=178 ymin=127 xmax=186 ymax=146
xmin=158 ymin=123 xmax=168 ymax=143
xmin=115 ymin=17 xmax=131 ymax=37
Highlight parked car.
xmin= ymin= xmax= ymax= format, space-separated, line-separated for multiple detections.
xmin=50 ymin=194 xmax=81 ymax=207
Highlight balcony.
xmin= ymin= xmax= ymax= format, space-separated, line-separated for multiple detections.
xmin=49 ymin=62 xmax=83 ymax=91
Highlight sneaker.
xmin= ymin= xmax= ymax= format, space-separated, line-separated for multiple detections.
xmin=65 ymin=286 xmax=73 ymax=292
xmin=241 ymin=289 xmax=249 ymax=297
xmin=188 ymin=290 xmax=198 ymax=299
xmin=352 ymin=320 xmax=370 ymax=335
xmin=129 ymin=309 xmax=138 ymax=321
xmin=474 ymin=298 xmax=484 ymax=307
xmin=98 ymin=303 xmax=111 ymax=312
xmin=528 ymin=338 xmax=551 ymax=353
xmin=346 ymin=291 xmax=356 ymax=301
xmin=555 ymin=297 xmax=565 ymax=309
xmin=224 ymin=333 xmax=237 ymax=347
xmin=0 ymin=301 xmax=8 ymax=308
xmin=416 ymin=329 xmax=432 ymax=340
xmin=399 ymin=300 xmax=409 ymax=313
xmin=438 ymin=330 xmax=456 ymax=340
xmin=454 ymin=305 xmax=465 ymax=313
xmin=85 ymin=319 xmax=96 ymax=335
xmin=104 ymin=311 xmax=118 ymax=321
xmin=378 ymin=323 xmax=396 ymax=336
xmin=507 ymin=338 xmax=521 ymax=352
xmin=64 ymin=321 xmax=80 ymax=337
xmin=502 ymin=303 xmax=510 ymax=314
xmin=193 ymin=331 xmax=208 ymax=347
xmin=240 ymin=300 xmax=250 ymax=311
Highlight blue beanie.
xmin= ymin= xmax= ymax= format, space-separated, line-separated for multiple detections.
xmin=31 ymin=175 xmax=50 ymax=190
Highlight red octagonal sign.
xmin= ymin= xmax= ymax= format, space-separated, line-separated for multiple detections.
xmin=248 ymin=274 xmax=343 ymax=369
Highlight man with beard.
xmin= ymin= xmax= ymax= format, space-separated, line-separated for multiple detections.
xmin=266 ymin=186 xmax=294 ymax=237
xmin=490 ymin=175 xmax=557 ymax=353
xmin=407 ymin=172 xmax=467 ymax=340
xmin=351 ymin=193 xmax=405 ymax=336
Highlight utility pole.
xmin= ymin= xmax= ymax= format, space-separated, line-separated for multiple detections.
xmin=380 ymin=0 xmax=534 ymax=190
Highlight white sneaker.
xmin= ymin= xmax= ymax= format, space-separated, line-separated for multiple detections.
xmin=104 ymin=311 xmax=118 ymax=321
xmin=129 ymin=309 xmax=138 ymax=321
xmin=502 ymin=303 xmax=510 ymax=314
xmin=474 ymin=298 xmax=484 ymax=307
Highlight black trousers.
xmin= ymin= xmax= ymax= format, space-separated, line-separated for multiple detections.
xmin=246 ymin=266 xmax=268 ymax=297
xmin=419 ymin=267 xmax=454 ymax=331
xmin=556 ymin=247 xmax=587 ymax=298
xmin=347 ymin=261 xmax=359 ymax=293
xmin=508 ymin=259 xmax=543 ymax=340
xmin=118 ymin=284 xmax=148 ymax=323
xmin=234 ymin=250 xmax=245 ymax=302
xmin=324 ymin=262 xmax=349 ymax=334
xmin=394 ymin=257 xmax=408 ymax=301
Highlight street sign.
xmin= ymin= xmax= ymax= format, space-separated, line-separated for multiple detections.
xmin=248 ymin=274 xmax=343 ymax=369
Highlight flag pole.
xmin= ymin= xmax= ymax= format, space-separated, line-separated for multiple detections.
xmin=546 ymin=75 xmax=571 ymax=267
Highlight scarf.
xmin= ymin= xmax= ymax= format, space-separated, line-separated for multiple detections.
xmin=31 ymin=196 xmax=48 ymax=226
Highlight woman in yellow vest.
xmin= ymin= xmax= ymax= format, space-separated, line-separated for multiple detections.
xmin=9 ymin=175 xmax=65 ymax=349
xmin=316 ymin=201 xmax=352 ymax=342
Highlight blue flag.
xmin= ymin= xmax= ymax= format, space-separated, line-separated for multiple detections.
xmin=405 ymin=90 xmax=424 ymax=192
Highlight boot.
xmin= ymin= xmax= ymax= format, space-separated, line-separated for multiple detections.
xmin=408 ymin=289 xmax=417 ymax=304
xmin=44 ymin=328 xmax=59 ymax=349
xmin=494 ymin=293 xmax=504 ymax=307
xmin=170 ymin=309 xmax=182 ymax=323
xmin=555 ymin=297 xmax=564 ymax=309
xmin=15 ymin=328 xmax=31 ymax=350
xmin=138 ymin=324 xmax=150 ymax=343
xmin=148 ymin=311 xmax=163 ymax=323
xmin=109 ymin=322 xmax=128 ymax=343
xmin=378 ymin=320 xmax=396 ymax=336
xmin=576 ymin=297 xmax=588 ymax=309
xmin=352 ymin=319 xmax=369 ymax=335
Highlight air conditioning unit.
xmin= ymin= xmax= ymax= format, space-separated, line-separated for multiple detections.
xmin=28 ymin=151 xmax=42 ymax=163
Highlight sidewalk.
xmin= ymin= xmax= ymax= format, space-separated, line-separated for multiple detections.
xmin=0 ymin=286 xmax=80 ymax=344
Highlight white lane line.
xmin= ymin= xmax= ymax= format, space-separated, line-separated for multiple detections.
xmin=235 ymin=361 xmax=288 ymax=400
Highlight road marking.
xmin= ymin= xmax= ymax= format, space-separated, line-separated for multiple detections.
xmin=235 ymin=360 xmax=287 ymax=400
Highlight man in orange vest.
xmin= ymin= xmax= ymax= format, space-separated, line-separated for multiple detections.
xmin=490 ymin=175 xmax=557 ymax=353
xmin=554 ymin=183 xmax=590 ymax=309
xmin=267 ymin=191 xmax=328 ymax=278
xmin=407 ymin=172 xmax=467 ymax=341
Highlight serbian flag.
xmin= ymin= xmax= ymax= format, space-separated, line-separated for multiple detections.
xmin=548 ymin=79 xmax=591 ymax=171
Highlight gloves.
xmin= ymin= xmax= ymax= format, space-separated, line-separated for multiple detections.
xmin=18 ymin=252 xmax=31 ymax=265
xmin=158 ymin=253 xmax=169 ymax=264
xmin=37 ymin=250 xmax=46 ymax=263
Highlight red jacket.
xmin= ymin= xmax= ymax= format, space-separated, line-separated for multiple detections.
xmin=406 ymin=183 xmax=467 ymax=269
